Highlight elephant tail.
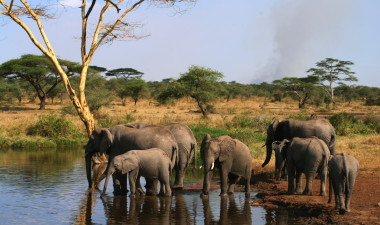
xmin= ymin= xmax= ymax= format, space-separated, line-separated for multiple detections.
xmin=171 ymin=146 xmax=178 ymax=171
xmin=342 ymin=153 xmax=350 ymax=194
xmin=329 ymin=133 xmax=336 ymax=155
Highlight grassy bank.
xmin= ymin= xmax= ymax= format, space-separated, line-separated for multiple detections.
xmin=0 ymin=97 xmax=379 ymax=176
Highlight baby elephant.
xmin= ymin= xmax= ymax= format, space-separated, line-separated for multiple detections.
xmin=280 ymin=137 xmax=330 ymax=196
xmin=328 ymin=153 xmax=359 ymax=213
xmin=272 ymin=140 xmax=288 ymax=181
xmin=103 ymin=148 xmax=173 ymax=197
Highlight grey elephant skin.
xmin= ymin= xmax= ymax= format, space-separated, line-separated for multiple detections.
xmin=103 ymin=148 xmax=173 ymax=197
xmin=280 ymin=137 xmax=330 ymax=196
xmin=272 ymin=140 xmax=288 ymax=181
xmin=200 ymin=135 xmax=252 ymax=197
xmin=125 ymin=122 xmax=197 ymax=190
xmin=328 ymin=153 xmax=359 ymax=213
xmin=85 ymin=124 xmax=178 ymax=195
xmin=263 ymin=119 xmax=336 ymax=173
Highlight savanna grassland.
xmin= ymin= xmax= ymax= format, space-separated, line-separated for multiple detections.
xmin=0 ymin=96 xmax=379 ymax=177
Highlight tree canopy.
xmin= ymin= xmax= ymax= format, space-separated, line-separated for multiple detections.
xmin=178 ymin=65 xmax=223 ymax=116
xmin=106 ymin=68 xmax=144 ymax=80
xmin=307 ymin=58 xmax=357 ymax=103
xmin=0 ymin=54 xmax=81 ymax=109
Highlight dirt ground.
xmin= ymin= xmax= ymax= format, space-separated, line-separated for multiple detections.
xmin=251 ymin=175 xmax=380 ymax=225
xmin=187 ymin=174 xmax=380 ymax=224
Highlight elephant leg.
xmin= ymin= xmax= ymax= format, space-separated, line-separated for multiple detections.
xmin=287 ymin=164 xmax=295 ymax=194
xmin=146 ymin=179 xmax=158 ymax=196
xmin=120 ymin=174 xmax=128 ymax=196
xmin=173 ymin=163 xmax=186 ymax=190
xmin=303 ymin=172 xmax=315 ymax=196
xmin=295 ymin=171 xmax=302 ymax=193
xmin=245 ymin=169 xmax=251 ymax=197
xmin=227 ymin=173 xmax=239 ymax=195
xmin=319 ymin=167 xmax=328 ymax=196
xmin=136 ymin=176 xmax=145 ymax=195
xmin=112 ymin=173 xmax=122 ymax=196
xmin=220 ymin=167 xmax=229 ymax=197
xmin=129 ymin=171 xmax=138 ymax=196
xmin=164 ymin=179 xmax=172 ymax=197
xmin=335 ymin=177 xmax=345 ymax=211
xmin=345 ymin=173 xmax=357 ymax=212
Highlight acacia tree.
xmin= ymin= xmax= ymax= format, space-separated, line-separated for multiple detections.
xmin=124 ymin=77 xmax=148 ymax=105
xmin=106 ymin=68 xmax=143 ymax=80
xmin=307 ymin=58 xmax=357 ymax=104
xmin=0 ymin=0 xmax=195 ymax=136
xmin=178 ymin=65 xmax=223 ymax=116
xmin=273 ymin=76 xmax=319 ymax=108
xmin=0 ymin=54 xmax=81 ymax=109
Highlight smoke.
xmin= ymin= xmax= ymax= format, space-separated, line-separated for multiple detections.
xmin=251 ymin=0 xmax=358 ymax=83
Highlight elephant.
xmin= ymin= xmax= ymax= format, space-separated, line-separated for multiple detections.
xmin=85 ymin=124 xmax=178 ymax=195
xmin=272 ymin=140 xmax=288 ymax=181
xmin=328 ymin=153 xmax=359 ymax=213
xmin=262 ymin=119 xmax=336 ymax=174
xmin=200 ymin=135 xmax=252 ymax=197
xmin=280 ymin=137 xmax=330 ymax=196
xmin=124 ymin=122 xmax=197 ymax=190
xmin=102 ymin=148 xmax=173 ymax=197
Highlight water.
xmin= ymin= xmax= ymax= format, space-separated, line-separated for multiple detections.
xmin=0 ymin=149 xmax=303 ymax=224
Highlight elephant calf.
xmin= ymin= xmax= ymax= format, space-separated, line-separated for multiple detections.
xmin=328 ymin=153 xmax=359 ymax=213
xmin=272 ymin=140 xmax=288 ymax=181
xmin=103 ymin=148 xmax=173 ymax=197
xmin=280 ymin=137 xmax=330 ymax=196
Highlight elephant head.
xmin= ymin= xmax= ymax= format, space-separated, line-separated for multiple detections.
xmin=272 ymin=139 xmax=289 ymax=180
xmin=102 ymin=153 xmax=139 ymax=194
xmin=262 ymin=119 xmax=290 ymax=167
xmin=200 ymin=134 xmax=236 ymax=195
xmin=85 ymin=127 xmax=113 ymax=188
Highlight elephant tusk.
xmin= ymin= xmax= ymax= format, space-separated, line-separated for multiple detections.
xmin=211 ymin=162 xmax=214 ymax=171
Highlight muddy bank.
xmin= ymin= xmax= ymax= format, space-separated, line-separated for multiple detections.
xmin=251 ymin=175 xmax=380 ymax=225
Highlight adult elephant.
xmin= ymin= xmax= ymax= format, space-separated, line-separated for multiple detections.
xmin=125 ymin=122 xmax=197 ymax=190
xmin=85 ymin=124 xmax=178 ymax=195
xmin=280 ymin=137 xmax=330 ymax=196
xmin=262 ymin=118 xmax=336 ymax=168
xmin=200 ymin=135 xmax=252 ymax=197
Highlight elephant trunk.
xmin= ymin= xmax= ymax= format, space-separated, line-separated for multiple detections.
xmin=262 ymin=142 xmax=272 ymax=167
xmin=202 ymin=159 xmax=214 ymax=195
xmin=103 ymin=166 xmax=115 ymax=195
xmin=85 ymin=153 xmax=94 ymax=189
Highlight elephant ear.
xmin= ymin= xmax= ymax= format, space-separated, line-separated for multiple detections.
xmin=272 ymin=119 xmax=280 ymax=134
xmin=280 ymin=139 xmax=290 ymax=159
xmin=122 ymin=155 xmax=139 ymax=174
xmin=219 ymin=137 xmax=236 ymax=163
xmin=100 ymin=129 xmax=113 ymax=155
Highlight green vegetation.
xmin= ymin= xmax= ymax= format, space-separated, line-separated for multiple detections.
xmin=329 ymin=112 xmax=380 ymax=136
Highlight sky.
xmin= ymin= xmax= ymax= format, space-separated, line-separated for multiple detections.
xmin=1 ymin=0 xmax=379 ymax=87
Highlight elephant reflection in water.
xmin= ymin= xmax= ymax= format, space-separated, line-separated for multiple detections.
xmin=202 ymin=195 xmax=252 ymax=225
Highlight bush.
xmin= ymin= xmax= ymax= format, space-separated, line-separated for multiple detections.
xmin=226 ymin=115 xmax=271 ymax=131
xmin=287 ymin=112 xmax=310 ymax=121
xmin=328 ymin=112 xmax=379 ymax=135
xmin=27 ymin=114 xmax=82 ymax=138
xmin=329 ymin=112 xmax=356 ymax=136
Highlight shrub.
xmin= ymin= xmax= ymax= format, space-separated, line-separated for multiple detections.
xmin=27 ymin=114 xmax=82 ymax=138
xmin=287 ymin=112 xmax=310 ymax=121
xmin=329 ymin=112 xmax=356 ymax=136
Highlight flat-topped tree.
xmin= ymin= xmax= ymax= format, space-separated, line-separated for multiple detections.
xmin=0 ymin=54 xmax=81 ymax=109
xmin=106 ymin=68 xmax=144 ymax=81
xmin=307 ymin=58 xmax=357 ymax=104
xmin=0 ymin=0 xmax=196 ymax=136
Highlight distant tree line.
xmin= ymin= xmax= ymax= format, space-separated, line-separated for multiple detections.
xmin=1 ymin=55 xmax=379 ymax=114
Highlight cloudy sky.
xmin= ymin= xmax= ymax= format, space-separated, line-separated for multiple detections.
xmin=1 ymin=0 xmax=379 ymax=87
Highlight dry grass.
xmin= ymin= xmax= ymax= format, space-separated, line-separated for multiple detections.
xmin=0 ymin=97 xmax=379 ymax=176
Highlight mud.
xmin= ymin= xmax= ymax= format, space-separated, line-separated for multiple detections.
xmin=251 ymin=175 xmax=380 ymax=224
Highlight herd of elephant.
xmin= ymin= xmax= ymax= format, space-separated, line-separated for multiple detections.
xmin=84 ymin=118 xmax=359 ymax=214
